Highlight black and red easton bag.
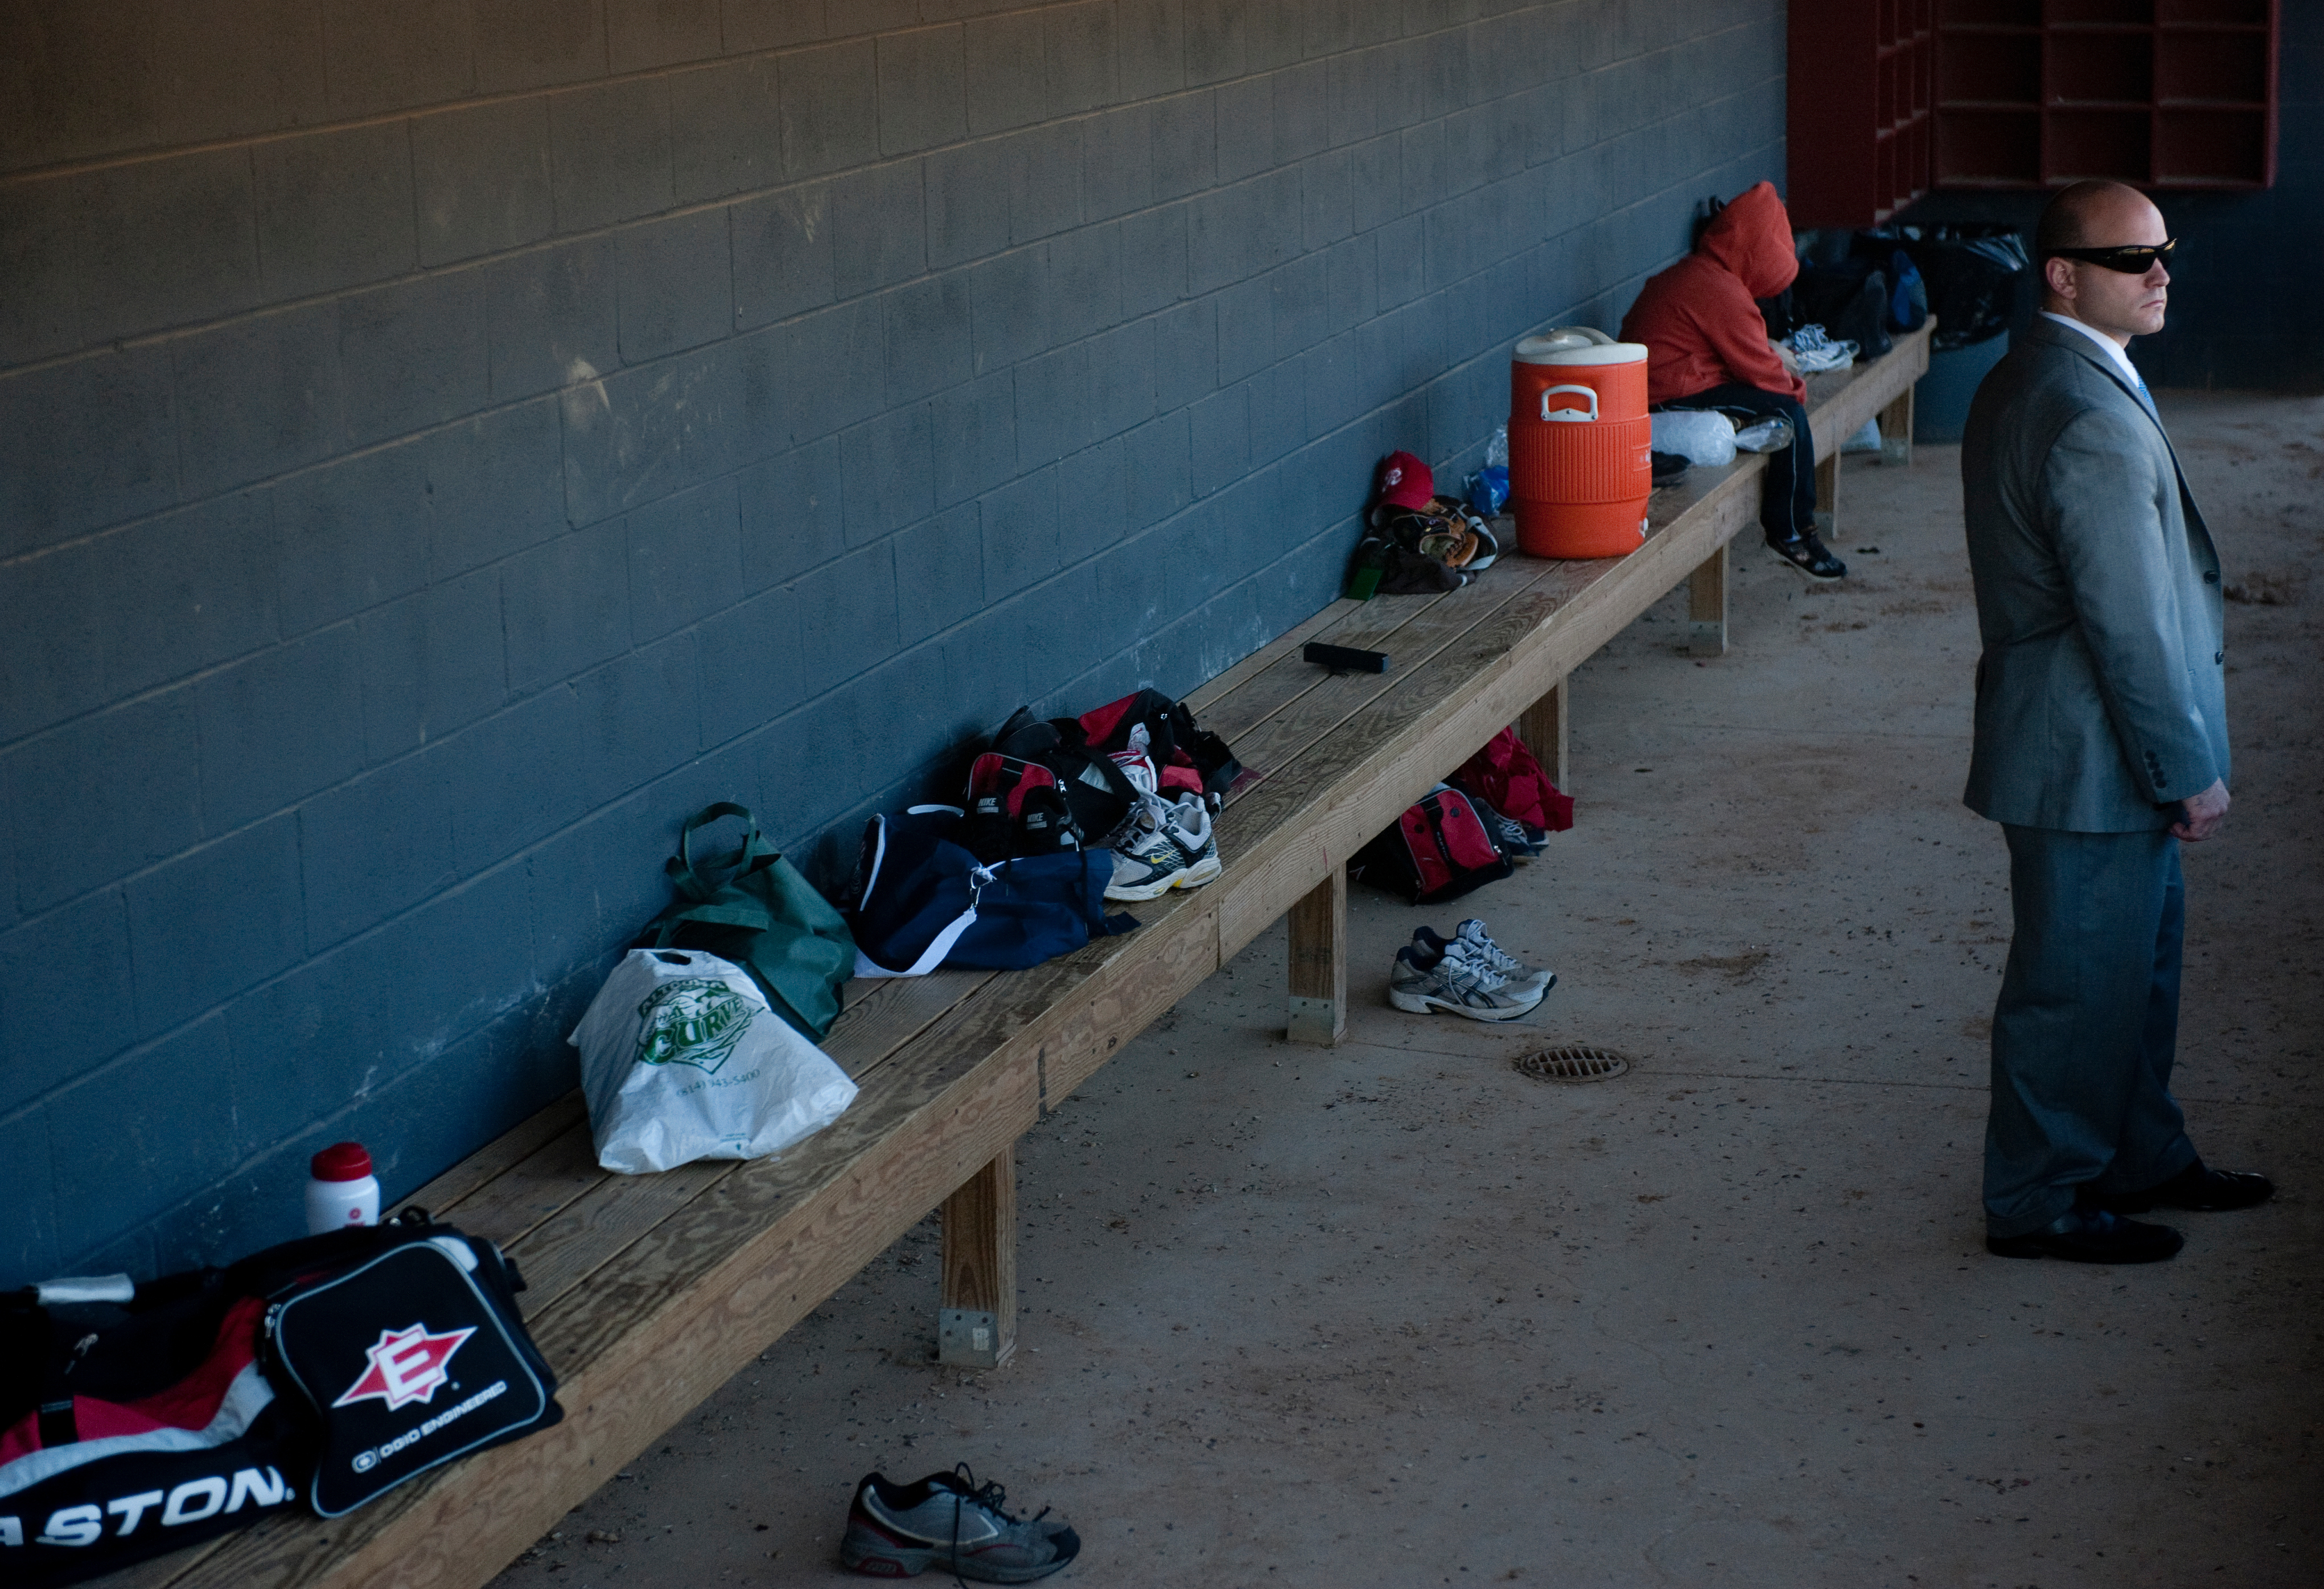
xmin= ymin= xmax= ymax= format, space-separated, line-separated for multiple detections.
xmin=1 ymin=1215 xmax=559 ymax=1585
xmin=1353 ymin=786 xmax=1516 ymax=906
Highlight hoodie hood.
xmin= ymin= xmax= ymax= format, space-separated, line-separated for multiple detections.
xmin=1697 ymin=180 xmax=1799 ymax=299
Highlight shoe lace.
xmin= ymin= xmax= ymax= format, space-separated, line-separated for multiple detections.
xmin=943 ymin=1465 xmax=1051 ymax=1588
xmin=1453 ymin=921 xmax=1522 ymax=977
xmin=1438 ymin=953 xmax=1509 ymax=999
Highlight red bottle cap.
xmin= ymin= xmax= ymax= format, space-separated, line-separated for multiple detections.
xmin=310 ymin=1142 xmax=373 ymax=1182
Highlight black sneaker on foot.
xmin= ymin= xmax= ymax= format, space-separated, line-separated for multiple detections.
xmin=1767 ymin=530 xmax=1846 ymax=580
xmin=841 ymin=1466 xmax=1079 ymax=1582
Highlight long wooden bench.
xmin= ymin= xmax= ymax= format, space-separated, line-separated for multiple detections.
xmin=120 ymin=320 xmax=1929 ymax=1589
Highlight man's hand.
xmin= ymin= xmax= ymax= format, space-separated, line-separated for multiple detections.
xmin=2173 ymin=779 xmax=2230 ymax=841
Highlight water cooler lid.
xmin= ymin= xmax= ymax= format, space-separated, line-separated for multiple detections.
xmin=1515 ymin=326 xmax=1648 ymax=367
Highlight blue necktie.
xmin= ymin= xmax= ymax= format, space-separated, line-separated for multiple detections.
xmin=2129 ymin=372 xmax=2158 ymax=420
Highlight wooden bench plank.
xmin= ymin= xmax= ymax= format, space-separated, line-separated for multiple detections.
xmin=1195 ymin=586 xmax=1457 ymax=750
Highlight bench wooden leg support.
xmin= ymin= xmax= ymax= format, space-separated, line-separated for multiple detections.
xmin=1687 ymin=542 xmax=1728 ymax=658
xmin=938 ymin=1146 xmax=1017 ymax=1368
xmin=1286 ymin=865 xmax=1347 ymax=1046
xmin=1813 ymin=448 xmax=1841 ymax=541
xmin=1878 ymin=384 xmax=1914 ymax=467
xmin=1518 ymin=675 xmax=1570 ymax=793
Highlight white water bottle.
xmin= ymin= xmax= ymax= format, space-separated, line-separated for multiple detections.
xmin=305 ymin=1142 xmax=381 ymax=1234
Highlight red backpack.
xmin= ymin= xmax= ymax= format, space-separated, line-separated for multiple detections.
xmin=1449 ymin=728 xmax=1573 ymax=834
xmin=1354 ymin=787 xmax=1515 ymax=905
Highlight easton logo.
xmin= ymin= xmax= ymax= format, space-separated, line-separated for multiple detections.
xmin=332 ymin=1323 xmax=477 ymax=1411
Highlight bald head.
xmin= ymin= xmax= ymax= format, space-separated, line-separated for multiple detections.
xmin=2036 ymin=180 xmax=2157 ymax=260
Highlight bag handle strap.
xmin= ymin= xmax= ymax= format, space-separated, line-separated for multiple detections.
xmin=668 ymin=803 xmax=777 ymax=903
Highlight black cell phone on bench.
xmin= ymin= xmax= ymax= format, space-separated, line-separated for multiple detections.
xmin=1303 ymin=643 xmax=1391 ymax=674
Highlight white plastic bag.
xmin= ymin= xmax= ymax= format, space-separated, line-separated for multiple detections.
xmin=1650 ymin=409 xmax=1737 ymax=467
xmin=1731 ymin=415 xmax=1794 ymax=454
xmin=568 ymin=948 xmax=858 ymax=1174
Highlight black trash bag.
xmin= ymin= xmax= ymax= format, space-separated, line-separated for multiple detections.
xmin=1854 ymin=225 xmax=2027 ymax=352
xmin=1792 ymin=260 xmax=1893 ymax=363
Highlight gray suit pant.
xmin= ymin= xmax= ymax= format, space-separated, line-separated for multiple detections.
xmin=1984 ymin=825 xmax=2199 ymax=1237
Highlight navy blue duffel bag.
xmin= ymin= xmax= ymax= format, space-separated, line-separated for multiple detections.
xmin=848 ymin=807 xmax=1136 ymax=977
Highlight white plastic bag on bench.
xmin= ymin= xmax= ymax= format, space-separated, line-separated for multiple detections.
xmin=569 ymin=948 xmax=858 ymax=1174
xmin=1649 ymin=408 xmax=1737 ymax=467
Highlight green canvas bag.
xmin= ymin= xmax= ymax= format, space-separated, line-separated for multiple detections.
xmin=633 ymin=802 xmax=855 ymax=1042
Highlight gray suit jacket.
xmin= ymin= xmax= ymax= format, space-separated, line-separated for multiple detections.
xmin=1960 ymin=316 xmax=2228 ymax=832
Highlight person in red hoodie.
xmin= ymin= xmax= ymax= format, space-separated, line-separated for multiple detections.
xmin=1619 ymin=180 xmax=1843 ymax=580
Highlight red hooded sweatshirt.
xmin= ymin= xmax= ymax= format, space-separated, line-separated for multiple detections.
xmin=1619 ymin=180 xmax=1804 ymax=405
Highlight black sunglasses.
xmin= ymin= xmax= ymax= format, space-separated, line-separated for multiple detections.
xmin=2045 ymin=238 xmax=2178 ymax=274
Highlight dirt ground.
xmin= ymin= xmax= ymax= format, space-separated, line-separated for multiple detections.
xmin=488 ymin=392 xmax=2322 ymax=1589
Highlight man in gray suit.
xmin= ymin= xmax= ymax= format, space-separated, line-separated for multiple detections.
xmin=1961 ymin=180 xmax=2272 ymax=1265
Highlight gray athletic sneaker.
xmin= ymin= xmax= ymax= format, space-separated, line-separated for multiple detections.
xmin=840 ymin=1465 xmax=1079 ymax=1582
xmin=1416 ymin=920 xmax=1556 ymax=1000
xmin=1387 ymin=944 xmax=1542 ymax=1021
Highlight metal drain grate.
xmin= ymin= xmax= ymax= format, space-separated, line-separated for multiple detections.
xmin=1512 ymin=1045 xmax=1631 ymax=1082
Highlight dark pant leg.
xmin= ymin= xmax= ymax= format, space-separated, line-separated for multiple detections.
xmin=1983 ymin=825 xmax=2197 ymax=1237
xmin=1656 ymin=382 xmax=1817 ymax=540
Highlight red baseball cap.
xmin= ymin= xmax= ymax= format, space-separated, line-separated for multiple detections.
xmin=1376 ymin=450 xmax=1433 ymax=512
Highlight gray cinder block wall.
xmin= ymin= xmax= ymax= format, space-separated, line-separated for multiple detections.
xmin=0 ymin=0 xmax=1784 ymax=1287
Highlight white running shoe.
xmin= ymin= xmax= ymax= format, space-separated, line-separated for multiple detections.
xmin=1414 ymin=920 xmax=1556 ymax=999
xmin=1387 ymin=944 xmax=1542 ymax=1021
xmin=1103 ymin=792 xmax=1220 ymax=901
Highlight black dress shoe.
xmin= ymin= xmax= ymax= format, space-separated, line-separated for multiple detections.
xmin=1986 ymin=1208 xmax=2183 ymax=1263
xmin=2094 ymin=1159 xmax=2274 ymax=1215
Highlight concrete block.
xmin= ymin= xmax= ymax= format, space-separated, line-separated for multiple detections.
xmin=1215 ymin=275 xmax=1274 ymax=385
xmin=832 ymin=160 xmax=927 ymax=299
xmin=1376 ymin=211 xmax=1425 ymax=306
xmin=338 ymin=271 xmax=490 ymax=447
xmin=1301 ymin=328 xmax=1363 ymax=438
xmin=0 ymin=890 xmax=135 ymax=1114
xmin=0 ymin=345 xmax=178 ymax=558
xmin=1006 ymin=123 xmax=1083 ymax=245
xmin=1182 ymin=0 xmax=1247 ymax=85
xmin=0 ymin=492 xmax=279 ymax=746
xmin=1350 ymin=131 xmax=1402 ymax=232
xmin=619 ymin=209 xmax=735 ymax=363
xmin=1152 ymin=297 xmax=1216 ymax=411
xmin=254 ymin=120 xmax=417 ymax=299
xmin=485 ymin=235 xmax=619 ymax=402
xmin=841 ymin=405 xmax=936 ymax=546
xmin=1186 ymin=382 xmax=1250 ymax=498
xmin=445 ymin=685 xmax=587 ymax=872
xmin=194 ymin=625 xmax=368 ymax=834
xmin=731 ymin=184 xmax=836 ymax=329
xmin=1014 ymin=342 xmax=1093 ymax=468
xmin=723 ymin=0 xmax=828 ymax=52
xmin=1269 ymin=252 xmax=1331 ymax=360
xmin=73 ymin=147 xmax=261 ymax=344
xmin=1188 ymin=168 xmax=1302 ymax=293
xmin=738 ymin=437 xmax=848 ymax=589
xmin=1119 ymin=204 xmax=1188 ymax=316
xmin=882 ymin=271 xmax=974 ymax=406
xmin=46 ymin=1015 xmax=239 ymax=1265
xmin=560 ymin=360 xmax=693 ymax=524
xmin=1216 ymin=78 xmax=1273 ymax=187
xmin=780 ymin=39 xmax=881 ymax=179
xmin=1243 ymin=362 xmax=1306 ymax=466
xmin=696 ymin=585 xmax=805 ymax=746
xmin=1321 ymin=232 xmax=1376 ymax=328
xmin=1400 ymin=118 xmax=1451 ymax=217
xmin=357 ymin=567 xmax=508 ymax=760
xmin=1081 ymin=105 xmax=1156 ymax=224
xmin=980 ymin=466 xmax=1062 ymax=596
xmin=894 ymin=504 xmax=987 ymax=645
xmin=1087 ymin=318 xmax=1157 ymax=440
xmin=627 ymin=476 xmax=744 ymax=643
xmin=794 ymin=543 xmax=902 ymax=697
xmin=1124 ymin=410 xmax=1192 ymax=526
xmin=670 ymin=56 xmax=783 ymax=205
xmin=1046 ymin=1 xmax=1119 ymax=114
xmin=6 ymin=691 xmax=203 ymax=913
xmin=1117 ymin=0 xmax=1186 ymax=99
xmin=926 ymin=144 xmax=1013 ymax=273
xmin=174 ymin=302 xmax=346 ymax=496
xmin=501 ymin=520 xmax=632 ymax=692
xmin=1295 ymin=145 xmax=1353 ymax=250
xmin=877 ymin=25 xmax=968 ymax=156
xmin=296 ymin=746 xmax=458 ymax=948
xmin=930 ymin=371 xmax=1019 ymax=508
xmin=1273 ymin=60 xmax=1330 ymax=164
xmin=965 ymin=10 xmax=1048 ymax=135
xmin=0 ymin=176 xmax=83 ymax=368
xmin=1091 ymin=532 xmax=1165 ymax=642
xmin=607 ymin=0 xmax=720 ymax=72
xmin=967 ymin=246 xmax=1050 ymax=373
xmin=0 ymin=1110 xmax=58 ymax=1290
xmin=319 ymin=0 xmax=475 ymax=116
xmin=1056 ymin=434 xmax=1128 ymax=553
xmin=274 ymin=439 xmax=433 ymax=635
xmin=412 ymin=99 xmax=556 ymax=267
xmin=1325 ymin=48 xmax=1380 ymax=150
xmin=1046 ymin=225 xmax=1123 ymax=345
xmin=550 ymin=77 xmax=676 ymax=233
xmin=1151 ymin=91 xmax=1217 ymax=201
xmin=126 ymin=814 xmax=306 ymax=1035
xmin=473 ymin=0 xmax=608 ymax=92
xmin=423 ymin=396 xmax=569 ymax=578
xmin=574 ymin=632 xmax=702 ymax=810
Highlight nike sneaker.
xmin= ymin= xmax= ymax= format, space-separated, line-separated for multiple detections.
xmin=840 ymin=1465 xmax=1079 ymax=1583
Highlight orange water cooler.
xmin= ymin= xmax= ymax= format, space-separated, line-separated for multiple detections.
xmin=1508 ymin=327 xmax=1653 ymax=558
